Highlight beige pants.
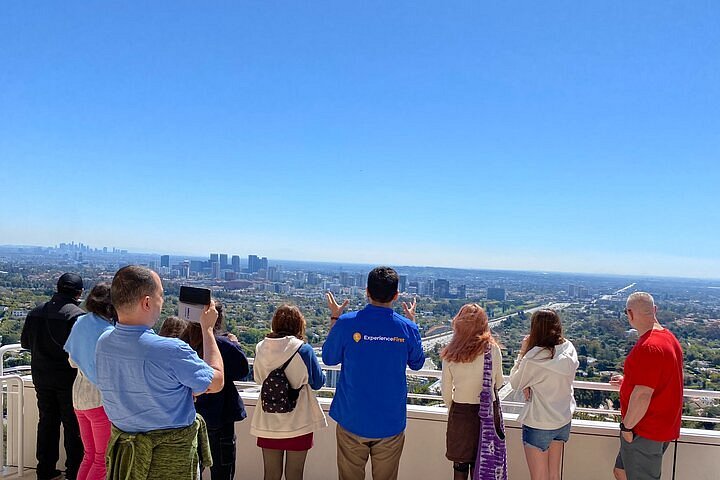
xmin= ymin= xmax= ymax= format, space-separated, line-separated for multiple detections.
xmin=336 ymin=424 xmax=405 ymax=480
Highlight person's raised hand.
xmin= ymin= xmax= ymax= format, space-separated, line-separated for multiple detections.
xmin=520 ymin=335 xmax=530 ymax=356
xmin=200 ymin=299 xmax=218 ymax=331
xmin=326 ymin=292 xmax=349 ymax=320
xmin=402 ymin=297 xmax=418 ymax=322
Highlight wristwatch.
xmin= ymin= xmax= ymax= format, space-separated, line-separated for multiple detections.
xmin=619 ymin=422 xmax=634 ymax=433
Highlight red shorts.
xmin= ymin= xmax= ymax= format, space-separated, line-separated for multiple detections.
xmin=257 ymin=432 xmax=313 ymax=451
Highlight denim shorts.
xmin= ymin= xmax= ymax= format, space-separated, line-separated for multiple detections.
xmin=522 ymin=423 xmax=572 ymax=452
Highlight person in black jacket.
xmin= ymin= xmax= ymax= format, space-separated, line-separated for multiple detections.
xmin=21 ymin=273 xmax=85 ymax=480
xmin=179 ymin=303 xmax=249 ymax=480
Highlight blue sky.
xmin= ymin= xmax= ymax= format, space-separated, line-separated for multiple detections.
xmin=1 ymin=1 xmax=719 ymax=278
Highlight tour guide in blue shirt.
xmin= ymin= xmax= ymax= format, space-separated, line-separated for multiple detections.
xmin=95 ymin=265 xmax=224 ymax=479
xmin=323 ymin=266 xmax=425 ymax=480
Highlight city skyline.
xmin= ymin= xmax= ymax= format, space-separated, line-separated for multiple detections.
xmin=2 ymin=240 xmax=719 ymax=282
xmin=2 ymin=2 xmax=719 ymax=279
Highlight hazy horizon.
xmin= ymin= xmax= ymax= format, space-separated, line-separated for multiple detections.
xmin=3 ymin=239 xmax=720 ymax=282
xmin=2 ymin=2 xmax=719 ymax=279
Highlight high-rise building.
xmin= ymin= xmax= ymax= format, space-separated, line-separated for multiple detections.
xmin=231 ymin=255 xmax=241 ymax=272
xmin=399 ymin=275 xmax=408 ymax=293
xmin=456 ymin=284 xmax=466 ymax=299
xmin=424 ymin=280 xmax=434 ymax=296
xmin=220 ymin=254 xmax=228 ymax=269
xmin=160 ymin=255 xmax=170 ymax=268
xmin=181 ymin=260 xmax=190 ymax=279
xmin=568 ymin=284 xmax=578 ymax=298
xmin=434 ymin=279 xmax=450 ymax=299
xmin=212 ymin=261 xmax=221 ymax=279
xmin=260 ymin=257 xmax=269 ymax=271
xmin=210 ymin=253 xmax=219 ymax=263
xmin=248 ymin=255 xmax=260 ymax=273
xmin=268 ymin=266 xmax=280 ymax=282
xmin=487 ymin=287 xmax=506 ymax=301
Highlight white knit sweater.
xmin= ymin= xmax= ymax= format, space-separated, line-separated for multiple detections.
xmin=441 ymin=343 xmax=504 ymax=407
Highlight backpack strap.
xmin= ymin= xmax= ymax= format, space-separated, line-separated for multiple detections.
xmin=279 ymin=345 xmax=303 ymax=372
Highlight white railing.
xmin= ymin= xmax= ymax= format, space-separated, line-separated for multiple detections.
xmin=0 ymin=344 xmax=25 ymax=378
xmin=3 ymin=351 xmax=719 ymax=479
xmin=0 ymin=375 xmax=25 ymax=478
xmin=243 ymin=357 xmax=720 ymax=425
xmin=0 ymin=345 xmax=27 ymax=477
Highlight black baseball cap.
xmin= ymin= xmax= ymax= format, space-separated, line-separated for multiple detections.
xmin=57 ymin=273 xmax=84 ymax=292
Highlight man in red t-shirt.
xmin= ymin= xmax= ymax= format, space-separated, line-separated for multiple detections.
xmin=610 ymin=292 xmax=684 ymax=480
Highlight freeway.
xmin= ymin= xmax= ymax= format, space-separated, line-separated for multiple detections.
xmin=614 ymin=283 xmax=637 ymax=295
xmin=421 ymin=302 xmax=572 ymax=352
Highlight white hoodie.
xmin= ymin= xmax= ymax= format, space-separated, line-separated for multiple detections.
xmin=509 ymin=339 xmax=579 ymax=430
xmin=250 ymin=336 xmax=327 ymax=439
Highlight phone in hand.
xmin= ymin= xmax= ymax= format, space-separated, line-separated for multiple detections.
xmin=178 ymin=286 xmax=211 ymax=323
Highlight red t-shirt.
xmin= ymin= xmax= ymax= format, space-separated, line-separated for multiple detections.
xmin=620 ymin=327 xmax=684 ymax=442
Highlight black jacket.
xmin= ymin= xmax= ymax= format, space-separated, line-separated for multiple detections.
xmin=195 ymin=335 xmax=250 ymax=429
xmin=21 ymin=293 xmax=85 ymax=388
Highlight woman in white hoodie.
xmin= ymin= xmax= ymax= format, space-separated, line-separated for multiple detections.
xmin=509 ymin=309 xmax=579 ymax=480
xmin=251 ymin=305 xmax=327 ymax=480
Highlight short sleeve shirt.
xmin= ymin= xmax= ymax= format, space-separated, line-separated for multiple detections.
xmin=96 ymin=323 xmax=214 ymax=433
xmin=322 ymin=304 xmax=425 ymax=438
xmin=620 ymin=328 xmax=684 ymax=442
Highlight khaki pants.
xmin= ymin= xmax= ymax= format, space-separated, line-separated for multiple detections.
xmin=336 ymin=424 xmax=405 ymax=480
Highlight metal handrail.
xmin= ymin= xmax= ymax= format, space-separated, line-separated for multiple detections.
xmin=246 ymin=357 xmax=720 ymax=401
xmin=0 ymin=344 xmax=26 ymax=378
xmin=1 ymin=345 xmax=27 ymax=477
xmin=244 ymin=357 xmax=720 ymax=423
xmin=1 ymin=374 xmax=25 ymax=477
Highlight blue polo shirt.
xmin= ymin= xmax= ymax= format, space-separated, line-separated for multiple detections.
xmin=95 ymin=323 xmax=214 ymax=433
xmin=322 ymin=304 xmax=425 ymax=438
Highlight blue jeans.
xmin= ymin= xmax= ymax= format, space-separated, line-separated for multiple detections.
xmin=522 ymin=423 xmax=572 ymax=452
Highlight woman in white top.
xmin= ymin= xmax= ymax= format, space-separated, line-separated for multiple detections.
xmin=441 ymin=303 xmax=504 ymax=480
xmin=63 ymin=283 xmax=116 ymax=480
xmin=251 ymin=305 xmax=327 ymax=480
xmin=509 ymin=309 xmax=579 ymax=480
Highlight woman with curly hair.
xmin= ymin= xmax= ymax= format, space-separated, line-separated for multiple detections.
xmin=441 ymin=303 xmax=504 ymax=480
